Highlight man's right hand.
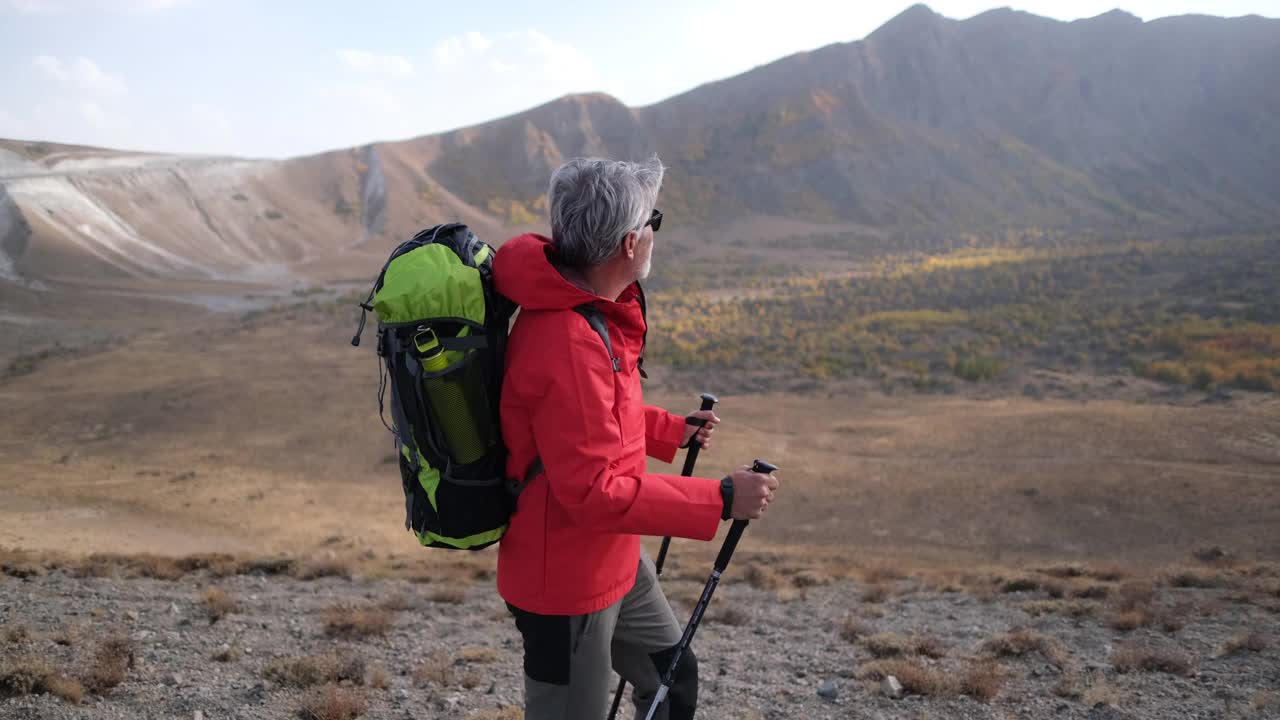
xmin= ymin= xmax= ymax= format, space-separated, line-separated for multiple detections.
xmin=729 ymin=465 xmax=780 ymax=520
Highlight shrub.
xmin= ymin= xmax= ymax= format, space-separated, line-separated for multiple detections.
xmin=1112 ymin=641 xmax=1195 ymax=676
xmin=82 ymin=633 xmax=134 ymax=694
xmin=980 ymin=629 xmax=1069 ymax=667
xmin=322 ymin=605 xmax=392 ymax=639
xmin=265 ymin=653 xmax=365 ymax=688
xmin=202 ymin=587 xmax=237 ymax=623
xmin=1217 ymin=632 xmax=1266 ymax=657
xmin=299 ymin=684 xmax=367 ymax=720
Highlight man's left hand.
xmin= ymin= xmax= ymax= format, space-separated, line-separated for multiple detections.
xmin=681 ymin=409 xmax=720 ymax=450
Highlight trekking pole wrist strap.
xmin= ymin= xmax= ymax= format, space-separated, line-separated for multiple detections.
xmin=719 ymin=475 xmax=734 ymax=521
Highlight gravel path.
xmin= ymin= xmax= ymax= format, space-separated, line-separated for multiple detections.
xmin=2 ymin=566 xmax=1277 ymax=719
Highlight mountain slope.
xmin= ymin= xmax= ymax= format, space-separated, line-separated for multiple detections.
xmin=2 ymin=6 xmax=1279 ymax=288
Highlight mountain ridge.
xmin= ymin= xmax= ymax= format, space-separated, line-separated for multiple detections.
xmin=2 ymin=5 xmax=1279 ymax=287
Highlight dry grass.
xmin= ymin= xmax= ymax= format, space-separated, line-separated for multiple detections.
xmin=52 ymin=624 xmax=77 ymax=646
xmin=1216 ymin=632 xmax=1267 ymax=657
xmin=1068 ymin=582 xmax=1111 ymax=600
xmin=201 ymin=587 xmax=237 ymax=624
xmin=839 ymin=613 xmax=873 ymax=642
xmin=299 ymin=683 xmax=368 ymax=720
xmin=413 ymin=652 xmax=451 ymax=686
xmin=82 ymin=632 xmax=135 ymax=694
xmin=44 ymin=674 xmax=85 ymax=704
xmin=1115 ymin=581 xmax=1156 ymax=608
xmin=980 ymin=629 xmax=1070 ymax=667
xmin=1022 ymin=599 xmax=1097 ymax=619
xmin=1105 ymin=607 xmax=1153 ymax=631
xmin=75 ymin=553 xmax=187 ymax=580
xmin=0 ymin=656 xmax=54 ymax=696
xmin=956 ymin=660 xmax=1004 ymax=702
xmin=1081 ymin=674 xmax=1124 ymax=707
xmin=1105 ymin=580 xmax=1159 ymax=630
xmin=367 ymin=665 xmax=389 ymax=690
xmin=294 ymin=559 xmax=352 ymax=581
xmin=862 ymin=632 xmax=946 ymax=659
xmin=1034 ymin=562 xmax=1124 ymax=582
xmin=857 ymin=658 xmax=948 ymax=695
xmin=413 ymin=650 xmax=483 ymax=690
xmin=708 ymin=606 xmax=749 ymax=626
xmin=1001 ymin=576 xmax=1041 ymax=593
xmin=458 ymin=646 xmax=500 ymax=664
xmin=1253 ymin=690 xmax=1280 ymax=713
xmin=0 ymin=548 xmax=46 ymax=580
xmin=743 ymin=563 xmax=781 ymax=591
xmin=1112 ymin=641 xmax=1196 ymax=677
xmin=860 ymin=583 xmax=889 ymax=604
xmin=860 ymin=562 xmax=906 ymax=584
xmin=464 ymin=708 xmax=523 ymax=720
xmin=264 ymin=653 xmax=365 ymax=688
xmin=427 ymin=586 xmax=467 ymax=604
xmin=4 ymin=623 xmax=32 ymax=643
xmin=212 ymin=643 xmax=241 ymax=663
xmin=791 ymin=569 xmax=833 ymax=588
xmin=857 ymin=658 xmax=1003 ymax=702
xmin=322 ymin=604 xmax=393 ymax=639
xmin=1035 ymin=563 xmax=1089 ymax=579
xmin=1165 ymin=568 xmax=1228 ymax=589
xmin=378 ymin=593 xmax=417 ymax=612
xmin=0 ymin=656 xmax=85 ymax=704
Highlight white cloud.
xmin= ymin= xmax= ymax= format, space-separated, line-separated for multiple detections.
xmin=338 ymin=49 xmax=414 ymax=77
xmin=465 ymin=31 xmax=491 ymax=52
xmin=71 ymin=57 xmax=127 ymax=95
xmin=33 ymin=55 xmax=127 ymax=96
xmin=429 ymin=29 xmax=599 ymax=90
xmin=32 ymin=55 xmax=67 ymax=81
xmin=431 ymin=36 xmax=468 ymax=67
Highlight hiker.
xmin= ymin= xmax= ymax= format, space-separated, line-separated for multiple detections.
xmin=492 ymin=156 xmax=781 ymax=720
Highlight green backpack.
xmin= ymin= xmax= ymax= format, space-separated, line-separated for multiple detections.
xmin=351 ymin=224 xmax=517 ymax=550
xmin=351 ymin=223 xmax=633 ymax=551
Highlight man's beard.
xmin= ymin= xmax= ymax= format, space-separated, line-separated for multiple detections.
xmin=637 ymin=245 xmax=652 ymax=280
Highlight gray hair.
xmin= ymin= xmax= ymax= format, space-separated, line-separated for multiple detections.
xmin=547 ymin=156 xmax=664 ymax=268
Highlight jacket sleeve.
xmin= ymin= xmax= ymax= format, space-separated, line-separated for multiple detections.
xmin=530 ymin=330 xmax=722 ymax=541
xmin=644 ymin=405 xmax=687 ymax=463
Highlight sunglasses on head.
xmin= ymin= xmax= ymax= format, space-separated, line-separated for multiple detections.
xmin=643 ymin=208 xmax=662 ymax=232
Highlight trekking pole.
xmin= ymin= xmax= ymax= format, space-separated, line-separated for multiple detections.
xmin=642 ymin=459 xmax=778 ymax=720
xmin=607 ymin=392 xmax=718 ymax=720
xmin=656 ymin=393 xmax=718 ymax=574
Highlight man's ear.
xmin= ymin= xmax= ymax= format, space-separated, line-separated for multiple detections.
xmin=622 ymin=230 xmax=638 ymax=259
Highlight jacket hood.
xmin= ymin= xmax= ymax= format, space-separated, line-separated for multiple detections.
xmin=494 ymin=233 xmax=604 ymax=311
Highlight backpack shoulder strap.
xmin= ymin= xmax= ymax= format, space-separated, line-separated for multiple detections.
xmin=509 ymin=305 xmax=617 ymax=500
xmin=573 ymin=304 xmax=621 ymax=373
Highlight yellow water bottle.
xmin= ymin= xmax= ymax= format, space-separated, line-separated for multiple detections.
xmin=415 ymin=328 xmax=486 ymax=464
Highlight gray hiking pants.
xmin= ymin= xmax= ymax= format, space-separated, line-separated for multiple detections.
xmin=506 ymin=550 xmax=698 ymax=720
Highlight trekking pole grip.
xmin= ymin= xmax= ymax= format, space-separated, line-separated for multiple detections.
xmin=680 ymin=392 xmax=719 ymax=475
xmin=714 ymin=459 xmax=776 ymax=571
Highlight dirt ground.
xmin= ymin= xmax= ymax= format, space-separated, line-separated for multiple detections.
xmin=2 ymin=302 xmax=1279 ymax=719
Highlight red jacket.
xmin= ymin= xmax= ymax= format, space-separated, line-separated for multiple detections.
xmin=493 ymin=233 xmax=724 ymax=615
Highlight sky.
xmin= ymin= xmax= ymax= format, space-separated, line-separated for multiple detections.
xmin=1 ymin=0 xmax=1276 ymax=159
